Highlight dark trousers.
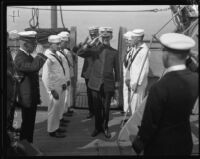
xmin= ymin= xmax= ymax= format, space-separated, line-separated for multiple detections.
xmin=7 ymin=102 xmax=15 ymax=130
xmin=20 ymin=104 xmax=37 ymax=143
xmin=85 ymin=78 xmax=94 ymax=114
xmin=92 ymin=84 xmax=114 ymax=131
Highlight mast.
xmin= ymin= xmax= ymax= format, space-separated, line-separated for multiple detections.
xmin=51 ymin=6 xmax=57 ymax=29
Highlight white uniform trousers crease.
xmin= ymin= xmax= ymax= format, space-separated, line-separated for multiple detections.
xmin=123 ymin=65 xmax=129 ymax=112
xmin=64 ymin=87 xmax=70 ymax=113
xmin=47 ymin=86 xmax=66 ymax=132
xmin=130 ymin=78 xmax=147 ymax=115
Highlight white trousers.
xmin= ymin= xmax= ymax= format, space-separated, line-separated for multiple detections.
xmin=47 ymin=86 xmax=66 ymax=132
xmin=123 ymin=65 xmax=129 ymax=112
xmin=68 ymin=84 xmax=73 ymax=107
xmin=130 ymin=78 xmax=147 ymax=115
xmin=63 ymin=87 xmax=70 ymax=113
xmin=123 ymin=81 xmax=129 ymax=112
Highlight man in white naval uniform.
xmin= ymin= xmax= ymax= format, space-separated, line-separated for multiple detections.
xmin=122 ymin=31 xmax=135 ymax=113
xmin=61 ymin=31 xmax=75 ymax=114
xmin=126 ymin=29 xmax=150 ymax=115
xmin=57 ymin=32 xmax=72 ymax=121
xmin=42 ymin=35 xmax=67 ymax=138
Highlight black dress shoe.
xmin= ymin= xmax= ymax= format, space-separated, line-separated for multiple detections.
xmin=57 ymin=128 xmax=66 ymax=133
xmin=120 ymin=111 xmax=125 ymax=115
xmin=91 ymin=129 xmax=101 ymax=137
xmin=104 ymin=129 xmax=111 ymax=138
xmin=60 ymin=122 xmax=67 ymax=127
xmin=49 ymin=131 xmax=66 ymax=138
xmin=60 ymin=118 xmax=70 ymax=123
xmin=86 ymin=113 xmax=94 ymax=119
xmin=63 ymin=112 xmax=73 ymax=117
xmin=68 ymin=109 xmax=74 ymax=114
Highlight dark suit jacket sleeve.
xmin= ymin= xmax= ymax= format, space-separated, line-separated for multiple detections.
xmin=132 ymin=83 xmax=165 ymax=153
xmin=114 ymin=51 xmax=120 ymax=84
xmin=14 ymin=53 xmax=47 ymax=73
xmin=77 ymin=45 xmax=101 ymax=58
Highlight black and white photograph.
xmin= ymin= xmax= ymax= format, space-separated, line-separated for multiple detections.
xmin=3 ymin=2 xmax=199 ymax=156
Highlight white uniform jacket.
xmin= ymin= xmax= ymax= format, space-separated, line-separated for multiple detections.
xmin=42 ymin=49 xmax=67 ymax=92
xmin=128 ymin=43 xmax=150 ymax=114
xmin=129 ymin=43 xmax=150 ymax=87
xmin=57 ymin=50 xmax=70 ymax=83
xmin=123 ymin=47 xmax=134 ymax=112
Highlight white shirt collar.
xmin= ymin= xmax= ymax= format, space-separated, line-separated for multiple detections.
xmin=19 ymin=48 xmax=29 ymax=56
xmin=164 ymin=64 xmax=186 ymax=75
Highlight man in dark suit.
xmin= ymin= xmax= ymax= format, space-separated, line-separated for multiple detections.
xmin=78 ymin=26 xmax=101 ymax=119
xmin=14 ymin=31 xmax=47 ymax=143
xmin=132 ymin=33 xmax=198 ymax=155
xmin=7 ymin=31 xmax=16 ymax=132
xmin=78 ymin=27 xmax=120 ymax=138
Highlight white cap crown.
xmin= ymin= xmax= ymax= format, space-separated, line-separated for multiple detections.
xmin=58 ymin=31 xmax=70 ymax=41
xmin=132 ymin=29 xmax=144 ymax=37
xmin=160 ymin=33 xmax=195 ymax=50
xmin=48 ymin=35 xmax=61 ymax=43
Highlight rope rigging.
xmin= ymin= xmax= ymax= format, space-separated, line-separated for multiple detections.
xmin=29 ymin=8 xmax=39 ymax=29
xmin=9 ymin=6 xmax=170 ymax=13
xmin=60 ymin=6 xmax=66 ymax=29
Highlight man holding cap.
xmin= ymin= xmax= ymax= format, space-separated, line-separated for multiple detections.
xmin=78 ymin=26 xmax=101 ymax=119
xmin=42 ymin=35 xmax=67 ymax=138
xmin=78 ymin=27 xmax=120 ymax=138
xmin=14 ymin=31 xmax=47 ymax=143
xmin=132 ymin=33 xmax=198 ymax=155
xmin=125 ymin=29 xmax=150 ymax=115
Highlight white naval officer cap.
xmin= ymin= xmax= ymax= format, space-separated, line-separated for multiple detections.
xmin=9 ymin=30 xmax=19 ymax=40
xmin=89 ymin=26 xmax=99 ymax=31
xmin=159 ymin=33 xmax=195 ymax=51
xmin=132 ymin=29 xmax=144 ymax=37
xmin=58 ymin=31 xmax=70 ymax=41
xmin=99 ymin=27 xmax=113 ymax=37
xmin=18 ymin=31 xmax=37 ymax=37
xmin=18 ymin=31 xmax=37 ymax=43
xmin=48 ymin=35 xmax=61 ymax=44
xmin=123 ymin=31 xmax=135 ymax=40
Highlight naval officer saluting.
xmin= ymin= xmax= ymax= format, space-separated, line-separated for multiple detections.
xmin=14 ymin=31 xmax=47 ymax=143
xmin=132 ymin=33 xmax=198 ymax=155
xmin=78 ymin=26 xmax=101 ymax=119
xmin=78 ymin=27 xmax=120 ymax=138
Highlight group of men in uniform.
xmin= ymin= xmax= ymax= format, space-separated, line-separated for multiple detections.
xmin=7 ymin=24 xmax=198 ymax=155
xmin=42 ymin=32 xmax=75 ymax=138
xmin=131 ymin=33 xmax=198 ymax=155
xmin=121 ymin=29 xmax=198 ymax=155
xmin=7 ymin=30 xmax=75 ymax=140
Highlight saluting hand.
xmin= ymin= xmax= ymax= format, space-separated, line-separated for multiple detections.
xmin=51 ymin=90 xmax=59 ymax=100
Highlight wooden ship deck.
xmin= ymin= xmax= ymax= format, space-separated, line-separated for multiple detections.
xmin=14 ymin=80 xmax=199 ymax=156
